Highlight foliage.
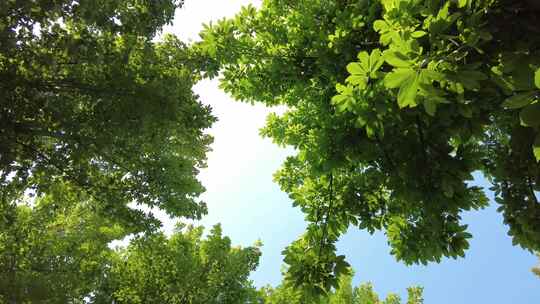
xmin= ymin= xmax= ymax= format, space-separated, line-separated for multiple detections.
xmin=533 ymin=253 xmax=540 ymax=278
xmin=0 ymin=187 xmax=261 ymax=303
xmin=0 ymin=0 xmax=215 ymax=231
xmin=0 ymin=183 xmax=126 ymax=303
xmin=93 ymin=224 xmax=261 ymax=304
xmin=196 ymin=0 xmax=540 ymax=293
xmin=259 ymin=271 xmax=423 ymax=304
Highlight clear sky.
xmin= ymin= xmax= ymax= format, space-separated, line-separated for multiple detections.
xmin=162 ymin=1 xmax=540 ymax=302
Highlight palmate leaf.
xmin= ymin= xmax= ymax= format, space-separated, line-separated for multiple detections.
xmin=357 ymin=51 xmax=370 ymax=71
xmin=384 ymin=51 xmax=412 ymax=68
xmin=346 ymin=62 xmax=365 ymax=75
xmin=373 ymin=19 xmax=389 ymax=32
xmin=397 ymin=73 xmax=419 ymax=108
xmin=369 ymin=49 xmax=385 ymax=76
xmin=345 ymin=49 xmax=385 ymax=88
xmin=345 ymin=64 xmax=368 ymax=87
xmin=345 ymin=75 xmax=368 ymax=88
xmin=385 ymin=67 xmax=443 ymax=109
xmin=384 ymin=68 xmax=415 ymax=88
xmin=420 ymin=69 xmax=444 ymax=83
xmin=384 ymin=68 xmax=424 ymax=108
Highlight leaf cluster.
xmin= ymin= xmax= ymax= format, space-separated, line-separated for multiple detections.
xmin=197 ymin=0 xmax=540 ymax=293
xmin=0 ymin=0 xmax=215 ymax=231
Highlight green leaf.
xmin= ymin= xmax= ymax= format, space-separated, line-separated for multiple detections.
xmin=346 ymin=62 xmax=365 ymax=75
xmin=423 ymin=99 xmax=437 ymax=116
xmin=384 ymin=51 xmax=412 ymax=68
xmin=346 ymin=75 xmax=367 ymax=88
xmin=336 ymin=83 xmax=347 ymax=93
xmin=520 ymin=103 xmax=540 ymax=127
xmin=457 ymin=70 xmax=487 ymax=90
xmin=357 ymin=51 xmax=370 ymax=71
xmin=458 ymin=105 xmax=473 ymax=118
xmin=458 ymin=0 xmax=468 ymax=8
xmin=373 ymin=20 xmax=388 ymax=32
xmin=331 ymin=94 xmax=348 ymax=105
xmin=535 ymin=68 xmax=540 ymax=89
xmin=441 ymin=179 xmax=454 ymax=198
xmin=397 ymin=73 xmax=419 ymax=108
xmin=421 ymin=69 xmax=444 ymax=82
xmin=384 ymin=68 xmax=415 ymax=89
xmin=501 ymin=92 xmax=535 ymax=109
xmin=365 ymin=124 xmax=375 ymax=138
xmin=369 ymin=49 xmax=384 ymax=74
xmin=355 ymin=116 xmax=367 ymax=127
xmin=534 ymin=134 xmax=540 ymax=161
xmin=411 ymin=31 xmax=427 ymax=38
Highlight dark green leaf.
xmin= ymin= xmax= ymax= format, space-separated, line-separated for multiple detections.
xmin=520 ymin=103 xmax=540 ymax=127
xmin=502 ymin=92 xmax=535 ymax=109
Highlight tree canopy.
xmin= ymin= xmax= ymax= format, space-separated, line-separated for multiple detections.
xmin=196 ymin=0 xmax=540 ymax=292
xmin=92 ymin=224 xmax=261 ymax=304
xmin=0 ymin=182 xmax=127 ymax=303
xmin=0 ymin=0 xmax=215 ymax=231
xmin=2 ymin=0 xmax=539 ymax=300
xmin=259 ymin=272 xmax=424 ymax=304
xmin=0 ymin=190 xmax=261 ymax=303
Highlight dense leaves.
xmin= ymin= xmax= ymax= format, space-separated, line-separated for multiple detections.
xmin=0 ymin=191 xmax=261 ymax=303
xmin=93 ymin=224 xmax=261 ymax=304
xmin=197 ymin=0 xmax=540 ymax=292
xmin=2 ymin=0 xmax=539 ymax=299
xmin=0 ymin=183 xmax=127 ymax=303
xmin=0 ymin=0 xmax=215 ymax=230
xmin=259 ymin=272 xmax=424 ymax=304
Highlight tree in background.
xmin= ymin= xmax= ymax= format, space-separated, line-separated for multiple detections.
xmin=0 ymin=188 xmax=261 ymax=303
xmin=533 ymin=253 xmax=540 ymax=278
xmin=197 ymin=0 xmax=540 ymax=292
xmin=0 ymin=0 xmax=215 ymax=231
xmin=93 ymin=224 xmax=261 ymax=304
xmin=0 ymin=182 xmax=126 ymax=303
xmin=259 ymin=271 xmax=423 ymax=304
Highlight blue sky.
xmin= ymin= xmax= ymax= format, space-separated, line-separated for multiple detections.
xmin=162 ymin=1 xmax=540 ymax=302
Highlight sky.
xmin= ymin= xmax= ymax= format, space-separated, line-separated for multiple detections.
xmin=161 ymin=1 xmax=540 ymax=302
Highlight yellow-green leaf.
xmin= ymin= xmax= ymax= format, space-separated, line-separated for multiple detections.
xmin=534 ymin=134 xmax=540 ymax=161
xmin=384 ymin=69 xmax=415 ymax=89
xmin=346 ymin=62 xmax=365 ymax=75
xmin=369 ymin=49 xmax=384 ymax=73
xmin=397 ymin=74 xmax=419 ymax=108
xmin=346 ymin=75 xmax=367 ymax=87
xmin=411 ymin=31 xmax=427 ymax=38
xmin=357 ymin=51 xmax=370 ymax=71
xmin=384 ymin=51 xmax=412 ymax=68
xmin=373 ymin=20 xmax=388 ymax=32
